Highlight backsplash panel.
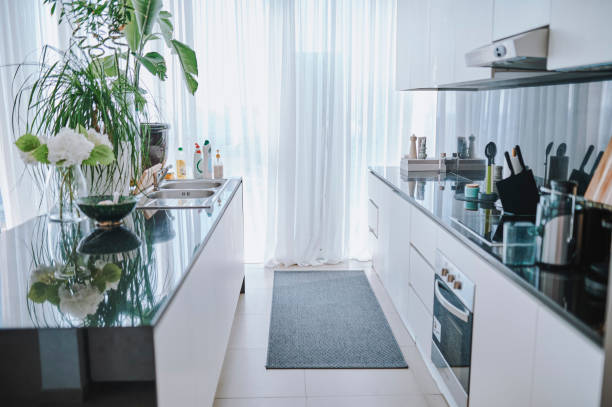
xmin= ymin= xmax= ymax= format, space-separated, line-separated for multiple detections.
xmin=435 ymin=81 xmax=612 ymax=181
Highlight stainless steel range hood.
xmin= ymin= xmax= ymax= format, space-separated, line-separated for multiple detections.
xmin=456 ymin=27 xmax=612 ymax=90
xmin=465 ymin=27 xmax=549 ymax=70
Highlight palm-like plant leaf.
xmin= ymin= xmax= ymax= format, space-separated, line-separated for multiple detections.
xmin=171 ymin=39 xmax=198 ymax=94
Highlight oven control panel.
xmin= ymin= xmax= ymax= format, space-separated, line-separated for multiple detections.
xmin=435 ymin=250 xmax=475 ymax=312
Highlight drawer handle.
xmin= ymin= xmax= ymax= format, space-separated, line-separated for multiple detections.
xmin=435 ymin=279 xmax=469 ymax=322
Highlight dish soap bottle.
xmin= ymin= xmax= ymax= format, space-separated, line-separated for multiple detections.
xmin=176 ymin=146 xmax=187 ymax=179
xmin=193 ymin=143 xmax=203 ymax=179
xmin=202 ymin=140 xmax=212 ymax=178
xmin=214 ymin=149 xmax=224 ymax=179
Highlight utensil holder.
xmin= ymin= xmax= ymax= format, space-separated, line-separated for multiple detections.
xmin=496 ymin=169 xmax=540 ymax=215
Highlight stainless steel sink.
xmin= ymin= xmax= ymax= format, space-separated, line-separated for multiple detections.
xmin=137 ymin=179 xmax=228 ymax=209
xmin=160 ymin=180 xmax=224 ymax=190
xmin=149 ymin=190 xmax=215 ymax=199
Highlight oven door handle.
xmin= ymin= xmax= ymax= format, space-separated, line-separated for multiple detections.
xmin=435 ymin=279 xmax=470 ymax=323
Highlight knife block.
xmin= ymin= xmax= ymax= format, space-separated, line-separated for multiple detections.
xmin=496 ymin=170 xmax=540 ymax=215
xmin=548 ymin=156 xmax=569 ymax=182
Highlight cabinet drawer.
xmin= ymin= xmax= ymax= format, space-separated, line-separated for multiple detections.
xmin=410 ymin=206 xmax=438 ymax=266
xmin=408 ymin=285 xmax=433 ymax=359
xmin=368 ymin=199 xmax=379 ymax=238
xmin=409 ymin=245 xmax=434 ymax=313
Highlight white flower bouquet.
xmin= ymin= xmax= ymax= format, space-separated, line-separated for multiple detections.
xmin=15 ymin=125 xmax=115 ymax=167
xmin=15 ymin=125 xmax=116 ymax=222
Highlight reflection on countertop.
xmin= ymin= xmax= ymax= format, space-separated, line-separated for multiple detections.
xmin=370 ymin=166 xmax=606 ymax=345
xmin=0 ymin=178 xmax=242 ymax=330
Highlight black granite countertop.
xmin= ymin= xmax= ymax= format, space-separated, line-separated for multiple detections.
xmin=370 ymin=166 xmax=606 ymax=346
xmin=0 ymin=178 xmax=242 ymax=330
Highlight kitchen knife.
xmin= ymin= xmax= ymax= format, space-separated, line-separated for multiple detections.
xmin=544 ymin=142 xmax=554 ymax=185
xmin=515 ymin=145 xmax=527 ymax=171
xmin=505 ymin=151 xmax=515 ymax=176
xmin=511 ymin=148 xmax=522 ymax=174
xmin=590 ymin=151 xmax=604 ymax=177
xmin=570 ymin=145 xmax=595 ymax=195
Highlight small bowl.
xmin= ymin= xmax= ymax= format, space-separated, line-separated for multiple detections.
xmin=77 ymin=195 xmax=138 ymax=227
xmin=77 ymin=226 xmax=141 ymax=255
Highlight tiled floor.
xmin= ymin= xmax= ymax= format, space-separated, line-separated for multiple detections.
xmin=215 ymin=262 xmax=449 ymax=407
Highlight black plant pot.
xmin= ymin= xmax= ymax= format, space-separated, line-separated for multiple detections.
xmin=141 ymin=122 xmax=170 ymax=167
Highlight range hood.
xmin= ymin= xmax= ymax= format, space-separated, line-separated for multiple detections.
xmin=465 ymin=27 xmax=549 ymax=70
xmin=455 ymin=27 xmax=612 ymax=90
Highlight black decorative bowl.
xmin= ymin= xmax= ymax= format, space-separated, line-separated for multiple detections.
xmin=77 ymin=195 xmax=138 ymax=226
xmin=77 ymin=226 xmax=141 ymax=255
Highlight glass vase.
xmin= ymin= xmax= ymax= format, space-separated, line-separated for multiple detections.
xmin=45 ymin=165 xmax=88 ymax=223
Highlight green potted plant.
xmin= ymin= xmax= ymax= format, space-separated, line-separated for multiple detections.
xmin=12 ymin=0 xmax=198 ymax=207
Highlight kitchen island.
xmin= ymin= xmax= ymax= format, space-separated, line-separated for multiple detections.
xmin=0 ymin=178 xmax=244 ymax=407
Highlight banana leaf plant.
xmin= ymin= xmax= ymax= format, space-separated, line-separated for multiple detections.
xmin=46 ymin=0 xmax=199 ymax=103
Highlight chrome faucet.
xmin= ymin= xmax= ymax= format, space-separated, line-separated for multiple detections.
xmin=153 ymin=165 xmax=172 ymax=191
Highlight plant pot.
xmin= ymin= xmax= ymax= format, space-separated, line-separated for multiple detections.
xmin=141 ymin=122 xmax=170 ymax=168
xmin=44 ymin=166 xmax=88 ymax=223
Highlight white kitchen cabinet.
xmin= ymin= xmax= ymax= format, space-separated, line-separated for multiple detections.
xmin=396 ymin=0 xmax=433 ymax=90
xmin=468 ymin=258 xmax=538 ymax=407
xmin=385 ymin=186 xmax=412 ymax=324
xmin=548 ymin=0 xmax=612 ymax=70
xmin=409 ymin=245 xmax=434 ymax=313
xmin=155 ymin=185 xmax=244 ymax=407
xmin=531 ymin=307 xmax=604 ymax=407
xmin=429 ymin=0 xmax=455 ymax=86
xmin=410 ymin=207 xmax=437 ymax=267
xmin=451 ymin=0 xmax=493 ymax=85
xmin=368 ymin=173 xmax=385 ymax=278
xmin=493 ymin=0 xmax=550 ymax=40
xmin=408 ymin=285 xmax=433 ymax=359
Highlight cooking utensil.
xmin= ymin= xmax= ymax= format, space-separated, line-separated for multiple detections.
xmin=544 ymin=142 xmax=554 ymax=185
xmin=485 ymin=142 xmax=497 ymax=193
xmin=557 ymin=143 xmax=567 ymax=157
xmin=569 ymin=145 xmax=595 ymax=195
xmin=549 ymin=142 xmax=569 ymax=181
xmin=537 ymin=180 xmax=578 ymax=266
xmin=585 ymin=137 xmax=612 ymax=206
xmin=504 ymin=151 xmax=515 ymax=176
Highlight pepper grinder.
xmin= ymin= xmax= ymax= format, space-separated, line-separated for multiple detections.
xmin=417 ymin=137 xmax=427 ymax=159
xmin=409 ymin=134 xmax=417 ymax=159
xmin=468 ymin=134 xmax=476 ymax=158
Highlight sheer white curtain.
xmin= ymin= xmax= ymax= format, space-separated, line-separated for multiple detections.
xmin=0 ymin=0 xmax=410 ymax=264
xmin=150 ymin=0 xmax=409 ymax=264
xmin=265 ymin=0 xmax=409 ymax=265
xmin=0 ymin=1 xmax=68 ymax=229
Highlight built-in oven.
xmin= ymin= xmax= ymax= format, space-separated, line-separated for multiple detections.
xmin=431 ymin=251 xmax=475 ymax=407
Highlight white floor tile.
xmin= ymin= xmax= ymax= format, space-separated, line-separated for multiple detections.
xmin=425 ymin=394 xmax=450 ymax=407
xmin=401 ymin=346 xmax=440 ymax=395
xmin=304 ymin=368 xmax=421 ymax=397
xmin=245 ymin=267 xmax=275 ymax=289
xmin=228 ymin=315 xmax=271 ymax=349
xmin=385 ymin=311 xmax=414 ymax=347
xmin=220 ymin=263 xmax=443 ymax=403
xmin=306 ymin=395 xmax=431 ymax=407
xmin=214 ymin=398 xmax=307 ymax=407
xmin=236 ymin=289 xmax=273 ymax=315
xmin=216 ymin=348 xmax=306 ymax=398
